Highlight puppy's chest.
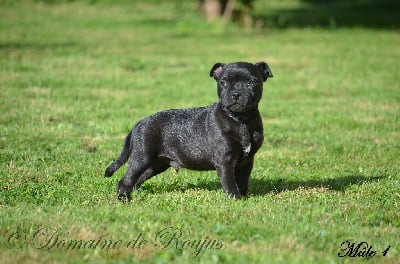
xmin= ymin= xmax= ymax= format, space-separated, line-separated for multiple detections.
xmin=231 ymin=123 xmax=262 ymax=158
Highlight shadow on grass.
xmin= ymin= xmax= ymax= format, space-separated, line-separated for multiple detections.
xmin=248 ymin=175 xmax=385 ymax=196
xmin=259 ymin=0 xmax=400 ymax=29
xmin=140 ymin=174 xmax=385 ymax=196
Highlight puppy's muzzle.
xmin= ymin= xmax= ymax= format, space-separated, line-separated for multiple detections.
xmin=231 ymin=92 xmax=241 ymax=101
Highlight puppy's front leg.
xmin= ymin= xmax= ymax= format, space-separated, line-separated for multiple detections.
xmin=235 ymin=160 xmax=254 ymax=197
xmin=216 ymin=164 xmax=241 ymax=199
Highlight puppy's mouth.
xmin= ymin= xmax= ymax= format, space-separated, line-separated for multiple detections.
xmin=227 ymin=102 xmax=247 ymax=113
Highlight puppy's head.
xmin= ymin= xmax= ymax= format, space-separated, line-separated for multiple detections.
xmin=210 ymin=62 xmax=273 ymax=114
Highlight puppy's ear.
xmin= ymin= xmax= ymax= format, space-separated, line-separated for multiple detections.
xmin=210 ymin=63 xmax=225 ymax=80
xmin=255 ymin=62 xmax=273 ymax=82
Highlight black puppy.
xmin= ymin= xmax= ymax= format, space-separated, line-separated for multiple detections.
xmin=105 ymin=62 xmax=273 ymax=200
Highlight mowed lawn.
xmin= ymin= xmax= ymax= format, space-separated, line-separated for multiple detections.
xmin=0 ymin=1 xmax=399 ymax=263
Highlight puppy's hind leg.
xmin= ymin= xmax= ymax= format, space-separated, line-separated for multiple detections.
xmin=117 ymin=150 xmax=166 ymax=201
xmin=134 ymin=160 xmax=170 ymax=189
xmin=117 ymin=160 xmax=149 ymax=202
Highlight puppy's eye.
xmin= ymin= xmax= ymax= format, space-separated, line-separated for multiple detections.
xmin=248 ymin=79 xmax=258 ymax=87
xmin=219 ymin=79 xmax=227 ymax=87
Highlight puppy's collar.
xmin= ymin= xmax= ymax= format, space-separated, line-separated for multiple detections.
xmin=220 ymin=105 xmax=256 ymax=124
xmin=221 ymin=105 xmax=240 ymax=122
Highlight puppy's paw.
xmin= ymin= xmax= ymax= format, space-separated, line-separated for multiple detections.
xmin=117 ymin=192 xmax=131 ymax=203
xmin=117 ymin=180 xmax=132 ymax=203
xmin=227 ymin=191 xmax=241 ymax=200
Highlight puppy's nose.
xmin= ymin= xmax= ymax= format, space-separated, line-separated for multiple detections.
xmin=231 ymin=92 xmax=241 ymax=101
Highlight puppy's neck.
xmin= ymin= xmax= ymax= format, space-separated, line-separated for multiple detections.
xmin=219 ymin=104 xmax=259 ymax=124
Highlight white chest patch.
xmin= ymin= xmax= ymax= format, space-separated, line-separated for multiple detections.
xmin=243 ymin=144 xmax=251 ymax=156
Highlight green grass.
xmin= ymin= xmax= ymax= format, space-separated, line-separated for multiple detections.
xmin=1 ymin=1 xmax=399 ymax=263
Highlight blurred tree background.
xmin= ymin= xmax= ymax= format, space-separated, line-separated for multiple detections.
xmin=19 ymin=0 xmax=400 ymax=29
xmin=197 ymin=0 xmax=400 ymax=29
xmin=198 ymin=0 xmax=254 ymax=27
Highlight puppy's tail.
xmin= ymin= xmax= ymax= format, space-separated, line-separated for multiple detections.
xmin=105 ymin=131 xmax=132 ymax=177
